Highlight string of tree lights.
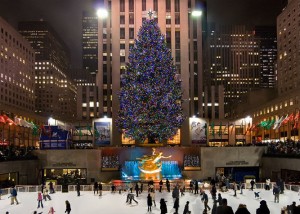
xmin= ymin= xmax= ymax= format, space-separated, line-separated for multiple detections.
xmin=116 ymin=18 xmax=185 ymax=144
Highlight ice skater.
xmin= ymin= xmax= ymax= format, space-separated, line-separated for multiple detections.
xmin=254 ymin=191 xmax=261 ymax=199
xmin=37 ymin=191 xmax=43 ymax=208
xmin=48 ymin=206 xmax=55 ymax=214
xmin=43 ymin=189 xmax=51 ymax=201
xmin=9 ymin=186 xmax=19 ymax=205
xmin=126 ymin=192 xmax=138 ymax=204
xmin=147 ymin=193 xmax=152 ymax=212
xmin=65 ymin=200 xmax=71 ymax=214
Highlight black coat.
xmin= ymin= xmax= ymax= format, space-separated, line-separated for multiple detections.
xmin=147 ymin=195 xmax=153 ymax=206
xmin=160 ymin=200 xmax=167 ymax=214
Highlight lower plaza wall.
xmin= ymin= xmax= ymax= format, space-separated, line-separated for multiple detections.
xmin=2 ymin=147 xmax=299 ymax=185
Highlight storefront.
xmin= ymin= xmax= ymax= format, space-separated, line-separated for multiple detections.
xmin=42 ymin=168 xmax=87 ymax=185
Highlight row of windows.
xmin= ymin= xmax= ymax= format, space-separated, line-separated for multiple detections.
xmin=0 ymin=27 xmax=34 ymax=57
xmin=254 ymin=97 xmax=299 ymax=118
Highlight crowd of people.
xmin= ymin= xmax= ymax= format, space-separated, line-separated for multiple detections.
xmin=265 ymin=140 xmax=300 ymax=156
xmin=2 ymin=177 xmax=300 ymax=214
xmin=0 ymin=146 xmax=37 ymax=161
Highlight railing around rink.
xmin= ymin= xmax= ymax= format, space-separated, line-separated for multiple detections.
xmin=0 ymin=182 xmax=299 ymax=195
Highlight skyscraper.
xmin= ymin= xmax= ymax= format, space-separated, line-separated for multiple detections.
xmin=82 ymin=11 xmax=98 ymax=75
xmin=206 ymin=24 xmax=261 ymax=117
xmin=96 ymin=0 xmax=208 ymax=145
xmin=18 ymin=20 xmax=77 ymax=122
xmin=0 ymin=17 xmax=35 ymax=116
xmin=254 ymin=26 xmax=277 ymax=89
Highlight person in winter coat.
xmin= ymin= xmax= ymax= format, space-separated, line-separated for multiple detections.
xmin=265 ymin=179 xmax=271 ymax=191
xmin=233 ymin=182 xmax=237 ymax=197
xmin=37 ymin=192 xmax=43 ymax=208
xmin=150 ymin=189 xmax=156 ymax=206
xmin=183 ymin=201 xmax=191 ymax=214
xmin=48 ymin=206 xmax=55 ymax=214
xmin=99 ymin=182 xmax=103 ymax=196
xmin=273 ymin=184 xmax=280 ymax=203
xmin=93 ymin=181 xmax=99 ymax=195
xmin=135 ymin=183 xmax=139 ymax=197
xmin=166 ymin=179 xmax=171 ymax=192
xmin=217 ymin=193 xmax=223 ymax=206
xmin=76 ymin=182 xmax=80 ymax=196
xmin=159 ymin=180 xmax=163 ymax=192
xmin=160 ymin=198 xmax=168 ymax=214
xmin=201 ymin=191 xmax=211 ymax=211
xmin=10 ymin=186 xmax=19 ymax=205
xmin=172 ymin=186 xmax=180 ymax=201
xmin=235 ymin=204 xmax=250 ymax=214
xmin=256 ymin=200 xmax=270 ymax=214
xmin=43 ymin=189 xmax=51 ymax=201
xmin=173 ymin=197 xmax=179 ymax=214
xmin=65 ymin=200 xmax=71 ymax=214
xmin=216 ymin=198 xmax=234 ymax=214
xmin=147 ymin=193 xmax=153 ymax=212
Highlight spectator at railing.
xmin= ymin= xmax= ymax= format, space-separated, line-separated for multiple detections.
xmin=0 ymin=146 xmax=37 ymax=162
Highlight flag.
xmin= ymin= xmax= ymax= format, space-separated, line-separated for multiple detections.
xmin=266 ymin=119 xmax=275 ymax=130
xmin=294 ymin=111 xmax=300 ymax=129
xmin=273 ymin=116 xmax=284 ymax=129
xmin=2 ymin=115 xmax=15 ymax=125
xmin=282 ymin=113 xmax=293 ymax=125
xmin=218 ymin=122 xmax=222 ymax=137
xmin=0 ymin=115 xmax=5 ymax=123
xmin=210 ymin=121 xmax=215 ymax=138
xmin=246 ymin=122 xmax=251 ymax=133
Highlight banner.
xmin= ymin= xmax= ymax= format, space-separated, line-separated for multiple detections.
xmin=190 ymin=118 xmax=207 ymax=145
xmin=94 ymin=121 xmax=111 ymax=146
xmin=39 ymin=125 xmax=69 ymax=149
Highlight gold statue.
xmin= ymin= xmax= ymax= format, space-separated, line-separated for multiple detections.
xmin=137 ymin=148 xmax=171 ymax=174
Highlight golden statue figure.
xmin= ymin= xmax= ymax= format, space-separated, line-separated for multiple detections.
xmin=137 ymin=148 xmax=171 ymax=174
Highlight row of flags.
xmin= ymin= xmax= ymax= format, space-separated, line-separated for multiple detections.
xmin=249 ymin=111 xmax=300 ymax=132
xmin=207 ymin=111 xmax=300 ymax=137
xmin=0 ymin=114 xmax=39 ymax=136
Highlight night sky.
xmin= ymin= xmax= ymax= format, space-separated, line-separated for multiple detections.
xmin=0 ymin=0 xmax=285 ymax=69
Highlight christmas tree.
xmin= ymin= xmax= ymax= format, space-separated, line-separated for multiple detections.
xmin=116 ymin=18 xmax=185 ymax=143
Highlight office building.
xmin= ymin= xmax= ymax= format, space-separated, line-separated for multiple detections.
xmin=18 ymin=20 xmax=77 ymax=122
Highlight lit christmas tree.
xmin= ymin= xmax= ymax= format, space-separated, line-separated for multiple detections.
xmin=117 ymin=17 xmax=185 ymax=144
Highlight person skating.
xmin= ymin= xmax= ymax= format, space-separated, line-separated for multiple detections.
xmin=10 ymin=186 xmax=19 ymax=205
xmin=126 ymin=192 xmax=138 ymax=204
xmin=65 ymin=200 xmax=71 ymax=214
xmin=147 ymin=193 xmax=153 ymax=212
xmin=135 ymin=182 xmax=139 ymax=197
xmin=93 ymin=181 xmax=99 ymax=195
xmin=37 ymin=191 xmax=43 ymax=209
xmin=273 ymin=184 xmax=280 ymax=203
xmin=160 ymin=198 xmax=167 ymax=214
xmin=250 ymin=179 xmax=255 ymax=191
xmin=49 ymin=181 xmax=55 ymax=194
xmin=76 ymin=182 xmax=80 ymax=196
xmin=265 ymin=179 xmax=271 ymax=191
xmin=201 ymin=191 xmax=211 ymax=212
xmin=43 ymin=188 xmax=51 ymax=201
xmin=172 ymin=185 xmax=180 ymax=201
xmin=150 ymin=189 xmax=156 ymax=207
xmin=159 ymin=180 xmax=163 ymax=192
xmin=48 ymin=206 xmax=55 ymax=214
xmin=194 ymin=180 xmax=199 ymax=194
xmin=233 ymin=182 xmax=237 ymax=197
xmin=99 ymin=182 xmax=103 ymax=196
xmin=217 ymin=193 xmax=223 ymax=206
xmin=166 ymin=179 xmax=171 ymax=192
xmin=173 ymin=197 xmax=179 ymax=214
xmin=183 ymin=201 xmax=191 ymax=214
xmin=211 ymin=185 xmax=217 ymax=200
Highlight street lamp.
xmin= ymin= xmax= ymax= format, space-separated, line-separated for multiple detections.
xmin=96 ymin=8 xmax=108 ymax=19
xmin=191 ymin=10 xmax=202 ymax=17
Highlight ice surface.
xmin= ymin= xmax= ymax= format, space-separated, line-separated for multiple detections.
xmin=0 ymin=187 xmax=298 ymax=213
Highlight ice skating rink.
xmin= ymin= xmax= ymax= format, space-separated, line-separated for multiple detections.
xmin=0 ymin=188 xmax=298 ymax=214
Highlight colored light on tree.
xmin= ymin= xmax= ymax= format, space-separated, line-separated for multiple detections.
xmin=116 ymin=19 xmax=185 ymax=143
